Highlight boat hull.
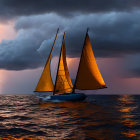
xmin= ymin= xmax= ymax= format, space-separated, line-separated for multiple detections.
xmin=37 ymin=93 xmax=87 ymax=102
xmin=50 ymin=93 xmax=86 ymax=101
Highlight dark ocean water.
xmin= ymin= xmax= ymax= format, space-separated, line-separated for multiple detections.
xmin=0 ymin=95 xmax=140 ymax=140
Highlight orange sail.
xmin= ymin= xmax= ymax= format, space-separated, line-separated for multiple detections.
xmin=54 ymin=33 xmax=73 ymax=94
xmin=74 ymin=32 xmax=106 ymax=90
xmin=35 ymin=29 xmax=59 ymax=92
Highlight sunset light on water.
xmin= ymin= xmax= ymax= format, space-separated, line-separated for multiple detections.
xmin=0 ymin=0 xmax=140 ymax=139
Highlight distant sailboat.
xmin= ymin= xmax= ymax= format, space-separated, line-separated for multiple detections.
xmin=34 ymin=28 xmax=106 ymax=101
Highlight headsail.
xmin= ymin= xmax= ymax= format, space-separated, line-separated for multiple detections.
xmin=35 ymin=29 xmax=59 ymax=92
xmin=54 ymin=32 xmax=73 ymax=94
xmin=74 ymin=30 xmax=106 ymax=90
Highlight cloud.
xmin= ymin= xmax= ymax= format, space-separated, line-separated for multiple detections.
xmin=0 ymin=11 xmax=140 ymax=73
xmin=124 ymin=54 xmax=140 ymax=77
xmin=0 ymin=0 xmax=140 ymax=21
xmin=0 ymin=30 xmax=44 ymax=70
xmin=18 ymin=12 xmax=140 ymax=57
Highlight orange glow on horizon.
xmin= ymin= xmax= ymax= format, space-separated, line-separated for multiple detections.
xmin=66 ymin=57 xmax=80 ymax=78
xmin=66 ymin=57 xmax=80 ymax=68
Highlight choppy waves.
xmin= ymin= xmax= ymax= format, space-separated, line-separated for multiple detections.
xmin=0 ymin=94 xmax=140 ymax=139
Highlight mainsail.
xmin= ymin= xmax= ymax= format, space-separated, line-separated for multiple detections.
xmin=74 ymin=30 xmax=106 ymax=90
xmin=35 ymin=29 xmax=59 ymax=92
xmin=54 ymin=32 xmax=73 ymax=94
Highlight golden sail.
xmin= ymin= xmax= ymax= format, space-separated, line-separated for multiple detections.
xmin=34 ymin=29 xmax=106 ymax=102
xmin=35 ymin=29 xmax=59 ymax=92
xmin=74 ymin=31 xmax=106 ymax=90
xmin=54 ymin=32 xmax=73 ymax=94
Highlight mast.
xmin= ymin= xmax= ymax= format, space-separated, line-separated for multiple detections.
xmin=49 ymin=28 xmax=59 ymax=58
xmin=72 ymin=28 xmax=89 ymax=93
xmin=34 ymin=28 xmax=59 ymax=92
xmin=73 ymin=28 xmax=106 ymax=92
xmin=53 ymin=32 xmax=73 ymax=95
xmin=53 ymin=33 xmax=65 ymax=95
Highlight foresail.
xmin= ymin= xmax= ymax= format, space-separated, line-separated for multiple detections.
xmin=54 ymin=33 xmax=73 ymax=94
xmin=35 ymin=55 xmax=54 ymax=92
xmin=35 ymin=29 xmax=59 ymax=92
xmin=74 ymin=33 xmax=106 ymax=90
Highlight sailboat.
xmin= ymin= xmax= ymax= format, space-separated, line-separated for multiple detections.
xmin=34 ymin=28 xmax=107 ymax=101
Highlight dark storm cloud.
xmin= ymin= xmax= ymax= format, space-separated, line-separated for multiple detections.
xmin=130 ymin=68 xmax=140 ymax=77
xmin=0 ymin=29 xmax=49 ymax=70
xmin=14 ymin=12 xmax=140 ymax=57
xmin=0 ymin=14 xmax=63 ymax=70
xmin=124 ymin=54 xmax=140 ymax=77
xmin=0 ymin=11 xmax=140 ymax=73
xmin=0 ymin=0 xmax=140 ymax=20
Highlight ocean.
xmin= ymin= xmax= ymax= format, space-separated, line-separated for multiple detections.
xmin=0 ymin=94 xmax=140 ymax=140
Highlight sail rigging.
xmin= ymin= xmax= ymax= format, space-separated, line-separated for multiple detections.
xmin=35 ymin=29 xmax=59 ymax=92
xmin=54 ymin=32 xmax=73 ymax=95
xmin=74 ymin=30 xmax=106 ymax=90
xmin=35 ymin=29 xmax=106 ymax=96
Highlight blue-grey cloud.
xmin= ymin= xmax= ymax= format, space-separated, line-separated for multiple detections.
xmin=0 ymin=11 xmax=140 ymax=77
xmin=124 ymin=54 xmax=140 ymax=77
xmin=0 ymin=0 xmax=140 ymax=21
xmin=0 ymin=30 xmax=44 ymax=70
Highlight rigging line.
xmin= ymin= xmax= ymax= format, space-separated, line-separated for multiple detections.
xmin=54 ymin=32 xmax=66 ymax=94
xmin=63 ymin=39 xmax=73 ymax=89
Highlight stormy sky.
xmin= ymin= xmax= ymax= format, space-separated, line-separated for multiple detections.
xmin=0 ymin=0 xmax=140 ymax=94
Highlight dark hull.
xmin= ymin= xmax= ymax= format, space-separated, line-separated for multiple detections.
xmin=50 ymin=93 xmax=87 ymax=101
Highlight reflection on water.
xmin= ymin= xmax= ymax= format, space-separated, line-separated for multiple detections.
xmin=117 ymin=95 xmax=140 ymax=139
xmin=40 ymin=102 xmax=115 ymax=139
xmin=0 ymin=95 xmax=140 ymax=139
